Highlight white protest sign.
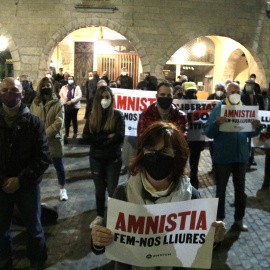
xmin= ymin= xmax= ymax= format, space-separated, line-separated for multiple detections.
xmin=112 ymin=89 xmax=156 ymax=136
xmin=173 ymin=99 xmax=219 ymax=141
xmin=105 ymin=198 xmax=218 ymax=269
xmin=252 ymin=110 xmax=270 ymax=148
xmin=220 ymin=105 xmax=258 ymax=132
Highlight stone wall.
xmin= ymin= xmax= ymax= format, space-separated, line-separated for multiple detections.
xmin=0 ymin=0 xmax=269 ymax=84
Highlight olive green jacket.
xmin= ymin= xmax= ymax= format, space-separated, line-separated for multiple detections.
xmin=30 ymin=94 xmax=64 ymax=158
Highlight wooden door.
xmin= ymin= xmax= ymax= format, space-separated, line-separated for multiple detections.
xmin=74 ymin=42 xmax=94 ymax=96
xmin=97 ymin=53 xmax=139 ymax=89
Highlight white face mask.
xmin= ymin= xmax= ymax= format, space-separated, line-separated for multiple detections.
xmin=229 ymin=93 xmax=241 ymax=104
xmin=89 ymin=76 xmax=93 ymax=80
xmin=68 ymin=80 xmax=74 ymax=85
xmin=121 ymin=72 xmax=127 ymax=76
xmin=101 ymin=98 xmax=111 ymax=109
xmin=216 ymin=90 xmax=223 ymax=97
xmin=46 ymin=74 xmax=52 ymax=79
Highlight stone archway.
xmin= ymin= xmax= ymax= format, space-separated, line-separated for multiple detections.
xmin=0 ymin=23 xmax=21 ymax=78
xmin=155 ymin=24 xmax=268 ymax=85
xmin=38 ymin=17 xmax=149 ymax=79
xmin=222 ymin=49 xmax=245 ymax=82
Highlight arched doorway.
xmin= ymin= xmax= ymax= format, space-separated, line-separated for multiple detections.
xmin=0 ymin=49 xmax=13 ymax=80
xmin=163 ymin=35 xmax=266 ymax=97
xmin=49 ymin=26 xmax=142 ymax=95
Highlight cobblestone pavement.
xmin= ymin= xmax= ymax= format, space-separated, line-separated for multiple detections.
xmin=11 ymin=105 xmax=270 ymax=269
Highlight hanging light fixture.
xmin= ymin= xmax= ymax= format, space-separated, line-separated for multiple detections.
xmin=193 ymin=38 xmax=206 ymax=57
xmin=0 ymin=36 xmax=8 ymax=52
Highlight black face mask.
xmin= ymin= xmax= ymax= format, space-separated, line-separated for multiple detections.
xmin=142 ymin=151 xmax=174 ymax=181
xmin=262 ymin=91 xmax=267 ymax=97
xmin=157 ymin=97 xmax=173 ymax=110
xmin=177 ymin=93 xmax=183 ymax=99
xmin=40 ymin=88 xmax=52 ymax=95
xmin=185 ymin=91 xmax=197 ymax=100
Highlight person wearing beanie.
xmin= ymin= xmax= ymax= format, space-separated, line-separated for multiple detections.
xmin=183 ymin=81 xmax=198 ymax=99
xmin=183 ymin=82 xmax=205 ymax=190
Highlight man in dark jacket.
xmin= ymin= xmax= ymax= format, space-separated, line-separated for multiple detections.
xmin=136 ymin=76 xmax=156 ymax=91
xmin=20 ymin=75 xmax=37 ymax=108
xmin=241 ymin=79 xmax=264 ymax=167
xmin=84 ymin=73 xmax=100 ymax=119
xmin=0 ymin=77 xmax=50 ymax=270
xmin=207 ymin=81 xmax=226 ymax=174
xmin=116 ymin=67 xmax=133 ymax=89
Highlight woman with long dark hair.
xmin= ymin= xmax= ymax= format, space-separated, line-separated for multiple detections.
xmin=30 ymin=77 xmax=68 ymax=201
xmin=59 ymin=75 xmax=82 ymax=139
xmin=83 ymin=86 xmax=125 ymax=228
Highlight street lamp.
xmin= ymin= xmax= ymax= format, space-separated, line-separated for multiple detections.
xmin=0 ymin=36 xmax=8 ymax=52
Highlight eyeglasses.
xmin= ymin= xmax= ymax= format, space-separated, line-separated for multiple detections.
xmin=143 ymin=147 xmax=175 ymax=157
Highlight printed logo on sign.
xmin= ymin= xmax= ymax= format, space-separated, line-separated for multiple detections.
xmin=146 ymin=253 xmax=172 ymax=259
xmin=128 ymin=126 xmax=137 ymax=131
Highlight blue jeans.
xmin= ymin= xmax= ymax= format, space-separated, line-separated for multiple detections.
xmin=52 ymin=158 xmax=66 ymax=186
xmin=90 ymin=157 xmax=122 ymax=217
xmin=215 ymin=163 xmax=247 ymax=221
xmin=0 ymin=185 xmax=47 ymax=269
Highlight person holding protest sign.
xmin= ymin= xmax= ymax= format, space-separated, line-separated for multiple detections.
xmin=91 ymin=121 xmax=226 ymax=269
xmin=203 ymin=82 xmax=262 ymax=231
xmin=207 ymin=81 xmax=227 ymax=175
xmin=83 ymin=86 xmax=125 ymax=229
xmin=137 ymin=82 xmax=188 ymax=139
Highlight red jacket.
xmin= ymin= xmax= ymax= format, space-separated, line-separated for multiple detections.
xmin=137 ymin=102 xmax=188 ymax=139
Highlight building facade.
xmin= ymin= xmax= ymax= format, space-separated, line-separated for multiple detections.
xmin=0 ymin=0 xmax=269 ymax=89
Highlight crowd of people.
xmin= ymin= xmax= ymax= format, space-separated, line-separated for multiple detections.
xmin=0 ymin=69 xmax=268 ymax=269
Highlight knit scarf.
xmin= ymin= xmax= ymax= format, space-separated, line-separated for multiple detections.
xmin=126 ymin=172 xmax=192 ymax=270
xmin=67 ymin=84 xmax=75 ymax=101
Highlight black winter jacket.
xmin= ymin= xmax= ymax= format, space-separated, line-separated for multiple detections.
xmin=116 ymin=75 xmax=133 ymax=89
xmin=83 ymin=109 xmax=125 ymax=160
xmin=0 ymin=103 xmax=50 ymax=188
xmin=241 ymin=91 xmax=264 ymax=110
